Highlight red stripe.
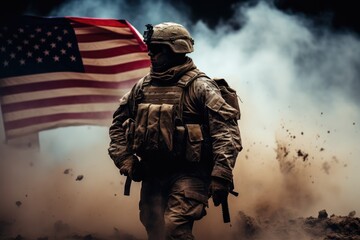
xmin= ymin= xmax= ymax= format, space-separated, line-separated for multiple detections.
xmin=4 ymin=111 xmax=114 ymax=130
xmin=75 ymin=32 xmax=135 ymax=42
xmin=0 ymin=78 xmax=138 ymax=96
xmin=80 ymin=45 xmax=149 ymax=58
xmin=84 ymin=59 xmax=150 ymax=74
xmin=2 ymin=95 xmax=123 ymax=113
xmin=67 ymin=17 xmax=129 ymax=28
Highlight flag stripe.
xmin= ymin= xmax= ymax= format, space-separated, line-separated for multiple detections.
xmin=72 ymin=26 xmax=133 ymax=35
xmin=6 ymin=118 xmax=111 ymax=139
xmin=2 ymin=95 xmax=122 ymax=113
xmin=83 ymin=59 xmax=150 ymax=74
xmin=1 ymin=68 xmax=148 ymax=87
xmin=4 ymin=111 xmax=114 ymax=130
xmin=75 ymin=31 xmax=135 ymax=42
xmin=1 ymin=78 xmax=137 ymax=96
xmin=0 ymin=71 xmax=143 ymax=96
xmin=79 ymin=44 xmax=147 ymax=58
xmin=78 ymin=39 xmax=141 ymax=51
xmin=2 ymin=87 xmax=130 ymax=104
xmin=82 ymin=52 xmax=148 ymax=66
xmin=68 ymin=17 xmax=130 ymax=28
xmin=4 ymin=102 xmax=119 ymax=121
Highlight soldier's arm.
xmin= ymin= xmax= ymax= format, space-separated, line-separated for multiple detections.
xmin=108 ymin=91 xmax=134 ymax=168
xmin=192 ymin=79 xmax=242 ymax=182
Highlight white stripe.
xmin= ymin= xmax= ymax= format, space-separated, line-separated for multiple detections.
xmin=77 ymin=39 xmax=140 ymax=50
xmin=1 ymin=87 xmax=130 ymax=104
xmin=0 ymin=67 xmax=149 ymax=86
xmin=6 ymin=119 xmax=112 ymax=139
xmin=74 ymin=26 xmax=132 ymax=35
xmin=82 ymin=52 xmax=148 ymax=66
xmin=4 ymin=102 xmax=121 ymax=121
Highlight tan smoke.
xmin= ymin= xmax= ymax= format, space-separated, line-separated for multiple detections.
xmin=0 ymin=122 xmax=355 ymax=240
xmin=218 ymin=122 xmax=353 ymax=240
xmin=0 ymin=137 xmax=146 ymax=239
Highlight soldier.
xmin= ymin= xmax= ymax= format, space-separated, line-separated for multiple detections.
xmin=108 ymin=22 xmax=242 ymax=240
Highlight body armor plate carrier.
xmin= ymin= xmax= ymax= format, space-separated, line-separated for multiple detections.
xmin=125 ymin=69 xmax=206 ymax=161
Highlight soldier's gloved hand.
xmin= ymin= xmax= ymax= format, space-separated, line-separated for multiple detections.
xmin=118 ymin=155 xmax=143 ymax=182
xmin=209 ymin=177 xmax=230 ymax=206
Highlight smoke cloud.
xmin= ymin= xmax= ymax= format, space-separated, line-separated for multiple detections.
xmin=1 ymin=0 xmax=359 ymax=239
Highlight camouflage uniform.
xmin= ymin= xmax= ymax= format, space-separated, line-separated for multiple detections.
xmin=108 ymin=22 xmax=242 ymax=240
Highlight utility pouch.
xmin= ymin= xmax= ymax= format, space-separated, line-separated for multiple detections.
xmin=173 ymin=126 xmax=186 ymax=158
xmin=185 ymin=124 xmax=203 ymax=162
xmin=132 ymin=103 xmax=177 ymax=153
xmin=133 ymin=103 xmax=151 ymax=151
xmin=144 ymin=104 xmax=161 ymax=151
xmin=213 ymin=78 xmax=241 ymax=120
xmin=122 ymin=118 xmax=135 ymax=152
xmin=159 ymin=104 xmax=176 ymax=151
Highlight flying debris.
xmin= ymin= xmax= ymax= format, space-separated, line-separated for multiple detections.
xmin=318 ymin=209 xmax=328 ymax=219
xmin=349 ymin=211 xmax=357 ymax=217
xmin=75 ymin=175 xmax=84 ymax=181
xmin=297 ymin=149 xmax=309 ymax=161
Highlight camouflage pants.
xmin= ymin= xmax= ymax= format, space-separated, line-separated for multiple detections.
xmin=139 ymin=175 xmax=208 ymax=240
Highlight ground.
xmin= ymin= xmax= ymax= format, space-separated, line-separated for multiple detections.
xmin=234 ymin=210 xmax=360 ymax=240
xmin=1 ymin=209 xmax=360 ymax=240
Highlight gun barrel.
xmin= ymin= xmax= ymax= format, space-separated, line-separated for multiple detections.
xmin=124 ymin=176 xmax=132 ymax=196
xmin=222 ymin=199 xmax=231 ymax=223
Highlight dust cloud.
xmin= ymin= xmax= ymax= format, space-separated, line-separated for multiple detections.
xmin=0 ymin=126 xmax=145 ymax=239
xmin=1 ymin=0 xmax=360 ymax=240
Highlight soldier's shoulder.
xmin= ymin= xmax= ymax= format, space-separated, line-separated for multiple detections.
xmin=192 ymin=75 xmax=218 ymax=89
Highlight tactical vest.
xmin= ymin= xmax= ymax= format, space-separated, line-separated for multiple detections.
xmin=127 ymin=69 xmax=207 ymax=162
xmin=124 ymin=68 xmax=241 ymax=162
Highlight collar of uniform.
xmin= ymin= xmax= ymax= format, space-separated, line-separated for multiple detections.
xmin=150 ymin=57 xmax=196 ymax=83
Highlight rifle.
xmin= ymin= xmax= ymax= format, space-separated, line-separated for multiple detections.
xmin=122 ymin=161 xmax=143 ymax=196
xmin=124 ymin=175 xmax=132 ymax=196
xmin=221 ymin=186 xmax=239 ymax=223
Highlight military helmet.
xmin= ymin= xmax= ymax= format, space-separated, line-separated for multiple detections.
xmin=143 ymin=22 xmax=194 ymax=54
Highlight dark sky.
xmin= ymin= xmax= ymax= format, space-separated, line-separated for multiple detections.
xmin=2 ymin=0 xmax=360 ymax=35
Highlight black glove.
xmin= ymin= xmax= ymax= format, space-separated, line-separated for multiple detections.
xmin=118 ymin=155 xmax=143 ymax=182
xmin=209 ymin=177 xmax=230 ymax=206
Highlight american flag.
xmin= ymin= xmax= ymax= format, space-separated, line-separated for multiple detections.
xmin=0 ymin=16 xmax=150 ymax=140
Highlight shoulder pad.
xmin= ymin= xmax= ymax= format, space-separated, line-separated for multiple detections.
xmin=119 ymin=92 xmax=130 ymax=105
xmin=142 ymin=74 xmax=151 ymax=87
xmin=177 ymin=69 xmax=210 ymax=88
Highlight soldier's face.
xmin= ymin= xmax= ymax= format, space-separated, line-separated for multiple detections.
xmin=147 ymin=44 xmax=175 ymax=71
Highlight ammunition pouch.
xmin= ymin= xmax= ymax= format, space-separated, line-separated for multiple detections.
xmin=122 ymin=118 xmax=135 ymax=152
xmin=126 ymin=103 xmax=177 ymax=154
xmin=122 ymin=103 xmax=205 ymax=162
xmin=185 ymin=124 xmax=203 ymax=162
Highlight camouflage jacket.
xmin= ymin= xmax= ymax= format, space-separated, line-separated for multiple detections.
xmin=108 ymin=60 xmax=242 ymax=183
